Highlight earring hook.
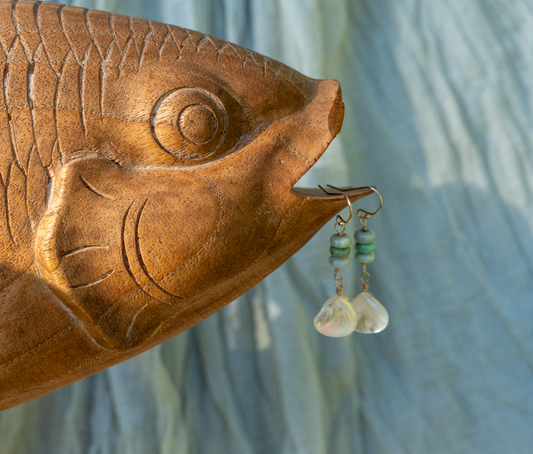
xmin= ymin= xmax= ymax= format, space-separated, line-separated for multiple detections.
xmin=318 ymin=185 xmax=353 ymax=225
xmin=355 ymin=186 xmax=382 ymax=218
xmin=318 ymin=184 xmax=383 ymax=222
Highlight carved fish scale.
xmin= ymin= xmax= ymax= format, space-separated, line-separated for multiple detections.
xmin=0 ymin=0 xmax=372 ymax=410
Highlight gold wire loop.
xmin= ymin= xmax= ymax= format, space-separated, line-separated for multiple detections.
xmin=360 ymin=263 xmax=371 ymax=292
xmin=318 ymin=185 xmax=353 ymax=225
xmin=318 ymin=184 xmax=383 ymax=225
xmin=334 ymin=268 xmax=344 ymax=295
xmin=334 ymin=222 xmax=346 ymax=235
xmin=357 ymin=186 xmax=383 ymax=218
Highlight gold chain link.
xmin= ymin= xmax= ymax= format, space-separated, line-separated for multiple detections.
xmin=359 ymin=263 xmax=371 ymax=292
xmin=334 ymin=268 xmax=344 ymax=295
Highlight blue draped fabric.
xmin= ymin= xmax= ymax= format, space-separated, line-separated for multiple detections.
xmin=1 ymin=0 xmax=533 ymax=453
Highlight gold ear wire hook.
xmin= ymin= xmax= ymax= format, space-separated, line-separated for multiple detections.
xmin=318 ymin=185 xmax=353 ymax=225
xmin=318 ymin=184 xmax=383 ymax=223
xmin=356 ymin=186 xmax=383 ymax=218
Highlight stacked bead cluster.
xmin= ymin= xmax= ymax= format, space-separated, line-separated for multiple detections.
xmin=329 ymin=233 xmax=351 ymax=269
xmin=355 ymin=228 xmax=375 ymax=264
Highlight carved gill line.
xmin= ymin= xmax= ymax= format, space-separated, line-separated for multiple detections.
xmin=126 ymin=302 xmax=149 ymax=343
xmin=121 ymin=202 xmax=171 ymax=305
xmin=79 ymin=175 xmax=115 ymax=200
xmin=135 ymin=199 xmax=183 ymax=299
xmin=61 ymin=245 xmax=108 ymax=258
xmin=121 ymin=202 xmax=143 ymax=286
xmin=69 ymin=269 xmax=114 ymax=289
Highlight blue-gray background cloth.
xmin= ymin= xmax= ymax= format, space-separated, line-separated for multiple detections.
xmin=2 ymin=0 xmax=533 ymax=453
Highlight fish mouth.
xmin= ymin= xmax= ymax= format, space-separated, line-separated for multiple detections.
xmin=290 ymin=186 xmax=374 ymax=206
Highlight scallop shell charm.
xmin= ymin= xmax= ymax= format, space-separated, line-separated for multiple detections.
xmin=314 ymin=295 xmax=357 ymax=337
xmin=351 ymin=292 xmax=389 ymax=333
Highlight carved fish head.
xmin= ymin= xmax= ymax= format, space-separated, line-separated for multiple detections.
xmin=0 ymin=2 xmax=382 ymax=411
xmin=35 ymin=23 xmax=372 ymax=349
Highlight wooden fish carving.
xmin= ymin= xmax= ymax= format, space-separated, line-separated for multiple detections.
xmin=0 ymin=0 xmax=372 ymax=410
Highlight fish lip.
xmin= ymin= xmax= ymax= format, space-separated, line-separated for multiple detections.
xmin=290 ymin=186 xmax=375 ymax=204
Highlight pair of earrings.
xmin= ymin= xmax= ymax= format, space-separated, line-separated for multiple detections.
xmin=314 ymin=185 xmax=389 ymax=338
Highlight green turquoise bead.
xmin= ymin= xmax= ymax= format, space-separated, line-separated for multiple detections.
xmin=330 ymin=234 xmax=351 ymax=248
xmin=329 ymin=256 xmax=350 ymax=268
xmin=355 ymin=242 xmax=376 ymax=254
xmin=355 ymin=252 xmax=375 ymax=263
xmin=330 ymin=246 xmax=351 ymax=258
xmin=355 ymin=229 xmax=375 ymax=244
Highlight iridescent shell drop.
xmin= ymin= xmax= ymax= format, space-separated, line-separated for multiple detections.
xmin=314 ymin=295 xmax=357 ymax=337
xmin=351 ymin=291 xmax=389 ymax=333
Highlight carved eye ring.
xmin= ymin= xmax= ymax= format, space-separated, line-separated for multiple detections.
xmin=151 ymin=88 xmax=228 ymax=160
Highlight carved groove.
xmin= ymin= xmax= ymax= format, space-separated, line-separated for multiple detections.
xmin=126 ymin=302 xmax=149 ymax=342
xmin=121 ymin=201 xmax=172 ymax=305
xmin=79 ymin=175 xmax=114 ymax=199
xmin=78 ymin=59 xmax=86 ymax=136
xmin=61 ymin=245 xmax=108 ymax=258
xmin=69 ymin=269 xmax=114 ymax=289
xmin=135 ymin=199 xmax=182 ymax=300
xmin=4 ymin=162 xmax=13 ymax=243
xmin=83 ymin=9 xmax=102 ymax=60
xmin=58 ymin=5 xmax=82 ymax=67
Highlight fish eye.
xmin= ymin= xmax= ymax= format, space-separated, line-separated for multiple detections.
xmin=151 ymin=88 xmax=228 ymax=160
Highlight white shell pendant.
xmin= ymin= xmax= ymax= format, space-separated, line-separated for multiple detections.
xmin=351 ymin=292 xmax=389 ymax=333
xmin=314 ymin=295 xmax=357 ymax=337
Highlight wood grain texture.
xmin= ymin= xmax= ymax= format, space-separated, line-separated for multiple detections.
xmin=0 ymin=0 xmax=373 ymax=410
